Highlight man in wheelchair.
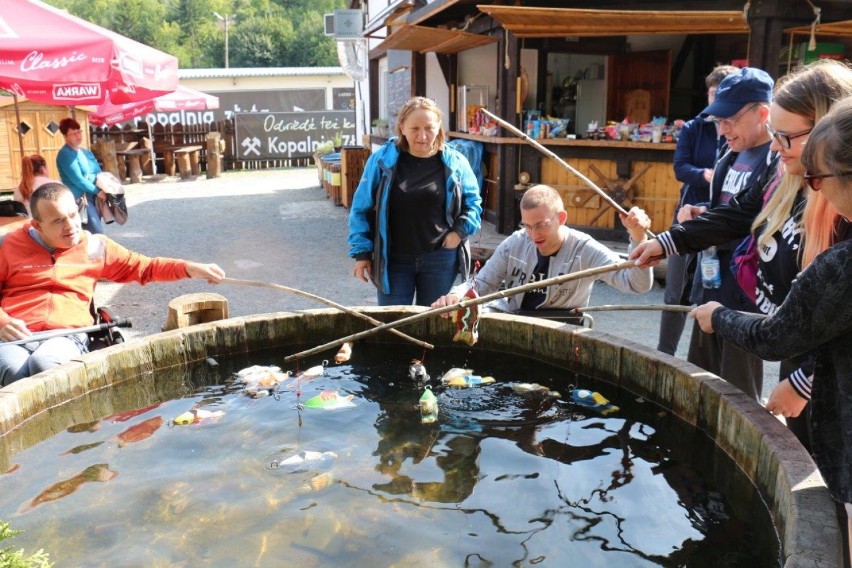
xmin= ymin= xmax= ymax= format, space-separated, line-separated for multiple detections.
xmin=0 ymin=183 xmax=225 ymax=386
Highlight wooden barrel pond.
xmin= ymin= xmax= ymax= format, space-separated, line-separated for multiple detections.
xmin=0 ymin=307 xmax=841 ymax=566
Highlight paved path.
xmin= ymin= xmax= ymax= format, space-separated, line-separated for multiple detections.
xmin=95 ymin=168 xmax=777 ymax=398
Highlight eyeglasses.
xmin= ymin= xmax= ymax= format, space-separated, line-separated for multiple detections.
xmin=519 ymin=213 xmax=559 ymax=232
xmin=765 ymin=124 xmax=812 ymax=150
xmin=709 ymin=103 xmax=761 ymax=129
xmin=803 ymin=171 xmax=852 ymax=191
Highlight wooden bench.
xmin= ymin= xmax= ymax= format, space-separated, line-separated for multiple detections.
xmin=115 ymin=148 xmax=149 ymax=184
xmin=163 ymin=146 xmax=203 ymax=179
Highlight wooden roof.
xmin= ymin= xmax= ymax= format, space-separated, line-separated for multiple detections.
xmin=376 ymin=24 xmax=496 ymax=54
xmin=476 ymin=6 xmax=751 ymax=37
xmin=784 ymin=19 xmax=852 ymax=38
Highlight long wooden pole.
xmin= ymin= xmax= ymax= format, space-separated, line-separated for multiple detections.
xmin=284 ymin=260 xmax=634 ymax=362
xmin=220 ymin=277 xmax=433 ymax=350
xmin=12 ymin=93 xmax=25 ymax=159
xmin=577 ymin=304 xmax=693 ymax=313
xmin=480 ymin=108 xmax=655 ymax=240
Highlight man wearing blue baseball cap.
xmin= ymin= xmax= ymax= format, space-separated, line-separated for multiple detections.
xmin=630 ymin=67 xmax=779 ymax=402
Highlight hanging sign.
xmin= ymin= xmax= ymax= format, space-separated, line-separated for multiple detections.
xmin=234 ymin=111 xmax=356 ymax=159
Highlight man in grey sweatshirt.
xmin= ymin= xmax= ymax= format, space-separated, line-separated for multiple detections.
xmin=431 ymin=184 xmax=653 ymax=315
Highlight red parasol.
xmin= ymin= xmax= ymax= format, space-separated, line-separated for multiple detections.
xmin=0 ymin=0 xmax=179 ymax=106
xmin=89 ymin=86 xmax=220 ymax=127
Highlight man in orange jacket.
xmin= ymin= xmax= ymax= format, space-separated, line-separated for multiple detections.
xmin=0 ymin=183 xmax=225 ymax=385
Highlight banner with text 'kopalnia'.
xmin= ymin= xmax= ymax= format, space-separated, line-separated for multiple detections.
xmin=235 ymin=111 xmax=356 ymax=160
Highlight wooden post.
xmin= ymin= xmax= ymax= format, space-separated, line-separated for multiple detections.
xmin=163 ymin=149 xmax=176 ymax=176
xmin=92 ymin=139 xmax=120 ymax=179
xmin=163 ymin=292 xmax=229 ymax=331
xmin=127 ymin=153 xmax=143 ymax=184
xmin=176 ymin=151 xmax=191 ymax=179
xmin=206 ymin=132 xmax=222 ymax=178
xmin=139 ymin=137 xmax=154 ymax=175
xmin=189 ymin=149 xmax=201 ymax=176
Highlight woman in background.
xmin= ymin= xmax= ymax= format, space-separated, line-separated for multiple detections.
xmin=348 ymin=97 xmax=482 ymax=306
xmin=14 ymin=154 xmax=53 ymax=215
xmin=56 ymin=117 xmax=108 ymax=234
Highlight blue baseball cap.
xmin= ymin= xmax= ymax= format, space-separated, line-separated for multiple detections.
xmin=700 ymin=67 xmax=774 ymax=118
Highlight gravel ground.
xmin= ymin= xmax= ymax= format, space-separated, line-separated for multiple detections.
xmin=94 ymin=167 xmax=778 ymax=399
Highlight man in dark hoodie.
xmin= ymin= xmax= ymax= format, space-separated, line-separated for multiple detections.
xmin=657 ymin=64 xmax=738 ymax=356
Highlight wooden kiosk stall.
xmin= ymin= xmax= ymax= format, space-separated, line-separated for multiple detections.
xmin=360 ymin=1 xmax=850 ymax=238
xmin=0 ymin=98 xmax=92 ymax=192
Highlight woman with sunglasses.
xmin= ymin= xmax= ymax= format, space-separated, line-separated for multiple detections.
xmin=692 ymin=94 xmax=852 ymax=560
xmin=632 ymin=60 xmax=852 ymax=447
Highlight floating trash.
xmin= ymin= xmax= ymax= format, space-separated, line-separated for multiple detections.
xmin=571 ymin=388 xmax=619 ymax=415
xmin=419 ymin=386 xmax=438 ymax=424
xmin=451 ymin=287 xmax=480 ymax=346
xmin=409 ymin=359 xmax=430 ymax=384
xmin=446 ymin=375 xmax=495 ymax=388
xmin=303 ymin=391 xmax=356 ymax=410
xmin=511 ymin=383 xmax=561 ymax=398
xmin=172 ymin=408 xmax=225 ymax=426
xmin=440 ymin=368 xmax=473 ymax=384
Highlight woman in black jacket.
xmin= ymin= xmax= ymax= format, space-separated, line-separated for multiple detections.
xmin=692 ymin=94 xmax=852 ymax=562
xmin=632 ymin=60 xmax=852 ymax=447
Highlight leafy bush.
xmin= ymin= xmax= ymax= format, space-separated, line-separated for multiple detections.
xmin=0 ymin=522 xmax=52 ymax=568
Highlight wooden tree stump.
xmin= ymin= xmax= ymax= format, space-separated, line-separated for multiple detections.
xmin=206 ymin=132 xmax=222 ymax=179
xmin=139 ymin=137 xmax=154 ymax=175
xmin=176 ymin=151 xmax=192 ymax=180
xmin=163 ymin=293 xmax=229 ymax=331
xmin=163 ymin=150 xmax=176 ymax=176
xmin=189 ymin=150 xmax=201 ymax=176
xmin=93 ymin=139 xmax=120 ymax=179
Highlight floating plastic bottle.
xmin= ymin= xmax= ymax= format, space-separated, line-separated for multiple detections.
xmin=419 ymin=387 xmax=438 ymax=424
xmin=701 ymin=246 xmax=722 ymax=289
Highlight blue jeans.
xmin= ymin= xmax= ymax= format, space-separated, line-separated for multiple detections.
xmin=0 ymin=333 xmax=89 ymax=386
xmin=83 ymin=197 xmax=105 ymax=234
xmin=377 ymin=247 xmax=459 ymax=307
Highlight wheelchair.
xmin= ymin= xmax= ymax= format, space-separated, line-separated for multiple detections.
xmin=0 ymin=198 xmax=129 ymax=351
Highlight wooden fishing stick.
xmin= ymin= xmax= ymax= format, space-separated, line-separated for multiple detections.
xmin=480 ymin=108 xmax=655 ymax=240
xmin=284 ymin=260 xmax=634 ymax=362
xmin=577 ymin=304 xmax=693 ymax=313
xmin=220 ymin=277 xmax=433 ymax=350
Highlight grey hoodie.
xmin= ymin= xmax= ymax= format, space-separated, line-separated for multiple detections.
xmin=451 ymin=226 xmax=653 ymax=313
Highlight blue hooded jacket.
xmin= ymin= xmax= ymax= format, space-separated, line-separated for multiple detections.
xmin=348 ymin=138 xmax=482 ymax=294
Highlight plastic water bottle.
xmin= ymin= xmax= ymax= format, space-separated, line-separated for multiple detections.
xmin=701 ymin=247 xmax=722 ymax=289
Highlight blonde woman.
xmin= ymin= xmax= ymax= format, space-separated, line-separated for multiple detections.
xmin=632 ymin=60 xmax=852 ymax=447
xmin=348 ymin=97 xmax=482 ymax=306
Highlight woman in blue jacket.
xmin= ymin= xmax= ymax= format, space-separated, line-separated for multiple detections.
xmin=348 ymin=97 xmax=482 ymax=306
xmin=56 ymin=117 xmax=108 ymax=234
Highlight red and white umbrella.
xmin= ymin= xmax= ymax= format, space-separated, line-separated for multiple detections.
xmin=89 ymin=86 xmax=220 ymax=126
xmin=0 ymin=0 xmax=179 ymax=105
